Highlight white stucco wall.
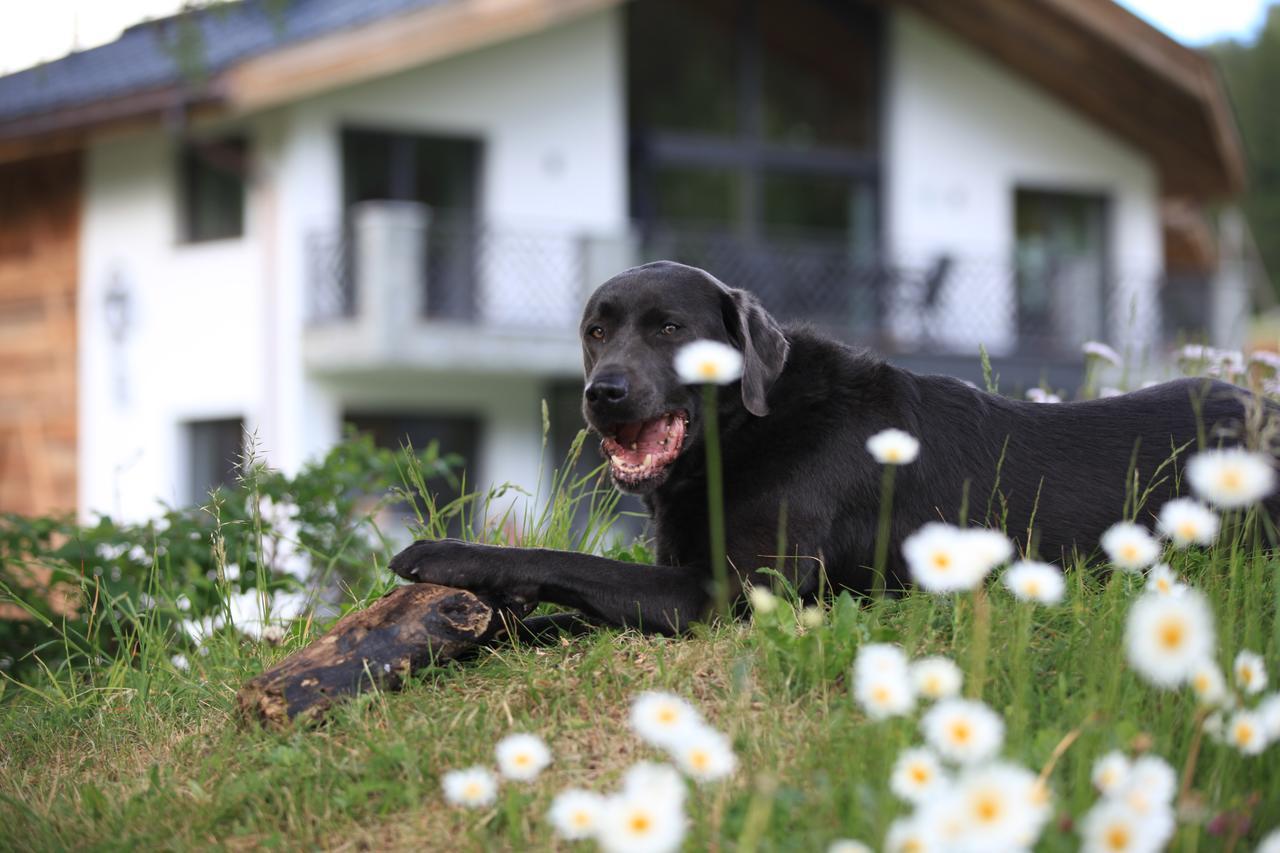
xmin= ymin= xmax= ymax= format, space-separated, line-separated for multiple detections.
xmin=883 ymin=10 xmax=1163 ymax=356
xmin=78 ymin=8 xmax=623 ymax=521
xmin=79 ymin=131 xmax=267 ymax=521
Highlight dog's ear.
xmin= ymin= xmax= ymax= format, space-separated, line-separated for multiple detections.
xmin=721 ymin=287 xmax=789 ymax=417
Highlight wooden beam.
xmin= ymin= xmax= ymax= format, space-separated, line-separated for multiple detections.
xmin=222 ymin=0 xmax=622 ymax=113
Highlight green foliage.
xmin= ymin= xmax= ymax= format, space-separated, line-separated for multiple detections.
xmin=1212 ymin=7 xmax=1280 ymax=294
xmin=0 ymin=434 xmax=458 ymax=680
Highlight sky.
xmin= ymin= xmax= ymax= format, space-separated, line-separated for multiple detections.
xmin=0 ymin=0 xmax=1274 ymax=75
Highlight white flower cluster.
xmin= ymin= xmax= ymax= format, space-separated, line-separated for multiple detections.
xmin=902 ymin=523 xmax=1013 ymax=593
xmin=1080 ymin=752 xmax=1177 ymax=852
xmin=1177 ymin=344 xmax=1245 ymax=380
xmin=440 ymin=693 xmax=734 ymax=853
xmin=851 ymin=643 xmax=1051 ymax=851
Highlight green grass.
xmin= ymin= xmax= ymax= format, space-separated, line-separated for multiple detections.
xmin=2 ymin=431 xmax=1279 ymax=850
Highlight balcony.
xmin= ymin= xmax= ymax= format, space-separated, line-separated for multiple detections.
xmin=304 ymin=202 xmax=1167 ymax=387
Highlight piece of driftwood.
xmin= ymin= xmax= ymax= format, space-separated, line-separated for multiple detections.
xmin=236 ymin=584 xmax=529 ymax=728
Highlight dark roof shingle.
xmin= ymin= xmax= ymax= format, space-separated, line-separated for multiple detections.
xmin=0 ymin=0 xmax=446 ymax=124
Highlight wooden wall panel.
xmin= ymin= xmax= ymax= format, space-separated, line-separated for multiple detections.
xmin=0 ymin=151 xmax=80 ymax=517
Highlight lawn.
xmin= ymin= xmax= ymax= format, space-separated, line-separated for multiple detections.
xmin=1 ymin=419 xmax=1279 ymax=851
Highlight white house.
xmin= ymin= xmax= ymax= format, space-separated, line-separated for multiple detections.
xmin=0 ymin=0 xmax=1246 ymax=523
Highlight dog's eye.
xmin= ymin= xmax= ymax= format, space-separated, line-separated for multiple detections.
xmin=660 ymin=323 xmax=680 ymax=336
xmin=587 ymin=326 xmax=605 ymax=341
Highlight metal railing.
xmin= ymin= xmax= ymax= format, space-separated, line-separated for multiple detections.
xmin=306 ymin=204 xmax=1169 ymax=360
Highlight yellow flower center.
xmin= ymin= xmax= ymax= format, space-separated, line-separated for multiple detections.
xmin=1025 ymin=579 xmax=1041 ymax=597
xmin=923 ymin=675 xmax=940 ymax=695
xmin=464 ymin=782 xmax=482 ymax=799
xmin=932 ymin=552 xmax=951 ymax=571
xmin=629 ymin=812 xmax=652 ymax=834
xmin=1241 ymin=667 xmax=1254 ymax=685
xmin=1178 ymin=521 xmax=1198 ymax=540
xmin=1105 ymin=824 xmax=1132 ymax=851
xmin=697 ymin=361 xmax=719 ymax=380
xmin=1121 ymin=544 xmax=1138 ymax=561
xmin=1157 ymin=617 xmax=1185 ymax=651
xmin=973 ymin=792 xmax=1002 ymax=824
xmin=949 ymin=719 xmax=972 ymax=744
xmin=573 ymin=811 xmax=592 ymax=828
xmin=657 ymin=707 xmax=678 ymax=724
xmin=1233 ymin=722 xmax=1255 ymax=746
xmin=1221 ymin=469 xmax=1242 ymax=491
xmin=902 ymin=840 xmax=923 ymax=853
xmin=514 ymin=754 xmax=531 ymax=766
xmin=1157 ymin=578 xmax=1171 ymax=593
xmin=909 ymin=764 xmax=930 ymax=784
xmin=872 ymin=685 xmax=892 ymax=704
xmin=690 ymin=749 xmax=710 ymax=770
xmin=1193 ymin=673 xmax=1210 ymax=694
xmin=886 ymin=449 xmax=902 ymax=462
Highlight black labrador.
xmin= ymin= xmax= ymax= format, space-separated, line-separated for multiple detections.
xmin=390 ymin=261 xmax=1275 ymax=634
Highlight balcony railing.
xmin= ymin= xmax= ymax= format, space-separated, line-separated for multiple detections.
xmin=306 ymin=202 xmax=1169 ymax=361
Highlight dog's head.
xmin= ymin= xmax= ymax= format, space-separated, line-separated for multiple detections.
xmin=579 ymin=261 xmax=790 ymax=494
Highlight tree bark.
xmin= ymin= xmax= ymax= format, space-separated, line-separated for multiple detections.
xmin=236 ymin=584 xmax=529 ymax=729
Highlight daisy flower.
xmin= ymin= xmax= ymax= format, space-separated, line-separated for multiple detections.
xmin=621 ymin=762 xmax=687 ymax=808
xmin=911 ymin=656 xmax=964 ymax=701
xmin=1260 ymin=829 xmax=1280 ymax=853
xmin=889 ymin=747 xmax=949 ymax=804
xmin=827 ymin=840 xmax=872 ymax=853
xmin=799 ymin=606 xmax=824 ymax=628
xmin=667 ymin=725 xmax=737 ymax=783
xmin=1156 ymin=498 xmax=1218 ymax=547
xmin=674 ymin=340 xmax=743 ymax=385
xmin=1234 ymin=649 xmax=1268 ymax=694
xmin=903 ymin=523 xmax=983 ymax=592
xmin=1101 ymin=522 xmax=1161 ymax=572
xmin=630 ymin=692 xmax=703 ymax=748
xmin=855 ymin=642 xmax=911 ymax=679
xmin=1003 ymin=560 xmax=1066 ymax=604
xmin=1187 ymin=447 xmax=1276 ymax=508
xmin=1189 ymin=659 xmax=1228 ymax=707
xmin=1121 ymin=755 xmax=1177 ymax=816
xmin=1091 ymin=751 xmax=1130 ymax=797
xmin=967 ymin=528 xmax=1015 ymax=575
xmin=884 ymin=815 xmax=940 ymax=853
xmin=598 ymin=790 xmax=686 ymax=853
xmin=854 ymin=670 xmax=916 ymax=720
xmin=1124 ymin=587 xmax=1216 ymax=687
xmin=495 ymin=732 xmax=552 ymax=782
xmin=1026 ymin=387 xmax=1062 ymax=404
xmin=748 ymin=586 xmax=778 ymax=614
xmin=441 ymin=766 xmax=498 ymax=808
xmin=921 ymin=698 xmax=1005 ymax=765
xmin=867 ymin=428 xmax=920 ymax=465
xmin=549 ymin=788 xmax=606 ymax=840
xmin=950 ymin=761 xmax=1052 ymax=850
xmin=1079 ymin=798 xmax=1174 ymax=853
xmin=1227 ymin=710 xmax=1268 ymax=756
xmin=1144 ymin=563 xmax=1183 ymax=597
xmin=1083 ymin=341 xmax=1122 ymax=367
xmin=1258 ymin=692 xmax=1280 ymax=740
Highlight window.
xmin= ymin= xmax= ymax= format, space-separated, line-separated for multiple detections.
xmin=179 ymin=137 xmax=247 ymax=242
xmin=187 ymin=418 xmax=245 ymax=505
xmin=1014 ymin=189 xmax=1109 ymax=351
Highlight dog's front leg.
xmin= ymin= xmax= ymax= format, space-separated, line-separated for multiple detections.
xmin=388 ymin=539 xmax=709 ymax=634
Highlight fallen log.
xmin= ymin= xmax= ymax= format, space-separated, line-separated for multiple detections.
xmin=236 ymin=583 xmax=530 ymax=729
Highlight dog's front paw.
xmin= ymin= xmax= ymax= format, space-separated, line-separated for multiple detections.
xmin=387 ymin=539 xmax=537 ymax=607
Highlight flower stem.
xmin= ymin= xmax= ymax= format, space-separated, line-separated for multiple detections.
xmin=703 ymin=383 xmax=730 ymax=619
xmin=871 ymin=465 xmax=896 ymax=599
xmin=967 ymin=585 xmax=991 ymax=699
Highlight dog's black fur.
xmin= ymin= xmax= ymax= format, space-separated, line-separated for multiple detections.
xmin=390 ymin=261 xmax=1277 ymax=634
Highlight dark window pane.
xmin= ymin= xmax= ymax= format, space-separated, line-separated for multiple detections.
xmin=652 ymin=166 xmax=740 ymax=227
xmin=759 ymin=0 xmax=879 ymax=150
xmin=627 ymin=0 xmax=738 ymax=135
xmin=1014 ymin=189 xmax=1108 ymax=349
xmin=181 ymin=138 xmax=246 ymax=242
xmin=188 ymin=418 xmax=244 ymax=504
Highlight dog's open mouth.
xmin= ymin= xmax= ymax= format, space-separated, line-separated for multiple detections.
xmin=601 ymin=411 xmax=689 ymax=487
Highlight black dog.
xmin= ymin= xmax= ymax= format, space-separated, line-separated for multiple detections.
xmin=391 ymin=261 xmax=1274 ymax=633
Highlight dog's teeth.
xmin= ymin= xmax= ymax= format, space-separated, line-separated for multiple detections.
xmin=630 ymin=442 xmax=638 ymax=451
xmin=643 ymin=454 xmax=652 ymax=466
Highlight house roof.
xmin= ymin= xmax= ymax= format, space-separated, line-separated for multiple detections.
xmin=0 ymin=0 xmax=1246 ymax=199
xmin=889 ymin=0 xmax=1245 ymax=199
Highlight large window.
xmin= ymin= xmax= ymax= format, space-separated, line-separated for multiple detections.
xmin=1014 ymin=190 xmax=1109 ymax=351
xmin=186 ymin=418 xmax=245 ymax=505
xmin=179 ymin=137 xmax=247 ymax=243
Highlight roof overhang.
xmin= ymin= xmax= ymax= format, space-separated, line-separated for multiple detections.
xmin=883 ymin=0 xmax=1245 ymax=199
xmin=0 ymin=0 xmax=620 ymax=164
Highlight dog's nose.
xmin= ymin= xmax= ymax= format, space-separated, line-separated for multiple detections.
xmin=585 ymin=374 xmax=629 ymax=405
